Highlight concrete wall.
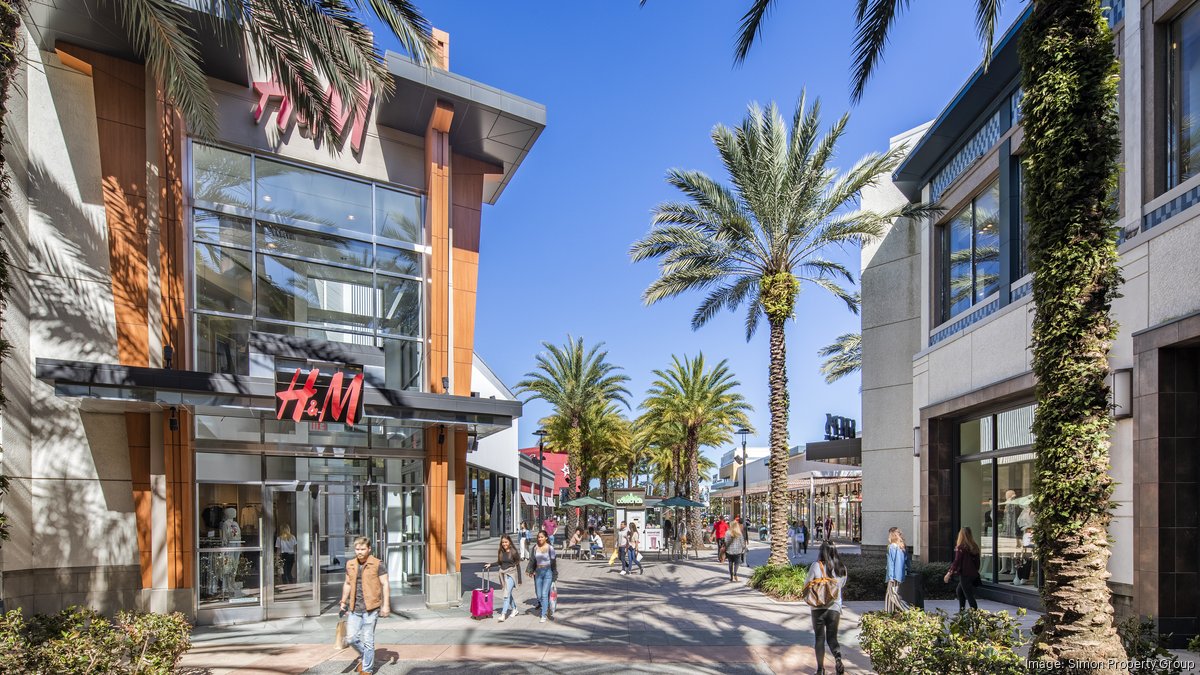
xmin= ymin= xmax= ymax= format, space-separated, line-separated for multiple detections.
xmin=860 ymin=123 xmax=927 ymax=550
xmin=1 ymin=39 xmax=140 ymax=613
xmin=467 ymin=355 xmax=519 ymax=480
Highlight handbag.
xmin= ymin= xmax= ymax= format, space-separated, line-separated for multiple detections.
xmin=802 ymin=562 xmax=838 ymax=609
xmin=636 ymin=551 xmax=644 ymax=563
xmin=334 ymin=611 xmax=347 ymax=648
xmin=549 ymin=582 xmax=558 ymax=614
xmin=608 ymin=548 xmax=619 ymax=566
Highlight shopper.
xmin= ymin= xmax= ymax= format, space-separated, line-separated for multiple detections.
xmin=518 ymin=521 xmax=530 ymax=560
xmin=543 ymin=515 xmax=558 ymax=542
xmin=276 ymin=523 xmax=297 ymax=584
xmin=483 ymin=534 xmax=522 ymax=622
xmin=797 ymin=520 xmax=809 ymax=555
xmin=944 ymin=526 xmax=982 ymax=612
xmin=884 ymin=527 xmax=910 ymax=612
xmin=663 ymin=517 xmax=675 ymax=549
xmin=825 ymin=516 xmax=834 ymax=539
xmin=808 ymin=541 xmax=848 ymax=675
xmin=526 ymin=529 xmax=558 ymax=623
xmin=627 ymin=522 xmax=645 ymax=575
xmin=713 ymin=516 xmax=729 ymax=563
xmin=568 ymin=527 xmax=585 ymax=558
xmin=339 ymin=536 xmax=390 ymax=675
xmin=617 ymin=521 xmax=631 ymax=575
xmin=725 ymin=520 xmax=746 ymax=582
xmin=588 ymin=527 xmax=604 ymax=559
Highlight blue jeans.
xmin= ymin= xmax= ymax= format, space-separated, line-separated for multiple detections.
xmin=500 ymin=574 xmax=517 ymax=615
xmin=627 ymin=547 xmax=643 ymax=573
xmin=346 ymin=609 xmax=379 ymax=671
xmin=534 ymin=568 xmax=553 ymax=618
xmin=619 ymin=546 xmax=630 ymax=572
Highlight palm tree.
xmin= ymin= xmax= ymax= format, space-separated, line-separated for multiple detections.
xmin=818 ymin=332 xmax=861 ymax=384
xmin=516 ymin=336 xmax=631 ymax=533
xmin=638 ymin=354 xmax=751 ymax=548
xmin=630 ymin=97 xmax=927 ymax=566
xmin=732 ymin=1 xmax=1127 ymax=663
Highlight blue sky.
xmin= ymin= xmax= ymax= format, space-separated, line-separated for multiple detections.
xmin=369 ymin=1 xmax=1024 ymax=471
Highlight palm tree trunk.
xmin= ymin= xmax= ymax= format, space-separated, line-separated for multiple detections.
xmin=1021 ymin=1 xmax=1126 ymax=666
xmin=766 ymin=316 xmax=790 ymax=566
xmin=684 ymin=428 xmax=702 ymax=550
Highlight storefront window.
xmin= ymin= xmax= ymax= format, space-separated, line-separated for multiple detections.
xmin=191 ymin=144 xmax=425 ymax=390
xmin=1169 ymin=2 xmax=1200 ymax=188
xmin=956 ymin=403 xmax=1039 ymax=589
xmin=198 ymin=483 xmax=263 ymax=608
xmin=939 ymin=181 xmax=1001 ymax=322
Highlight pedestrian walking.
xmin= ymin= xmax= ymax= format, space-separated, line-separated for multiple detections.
xmin=712 ymin=516 xmax=729 ymax=563
xmin=944 ymin=527 xmax=982 ymax=612
xmin=627 ymin=522 xmax=645 ymax=574
xmin=617 ymin=521 xmax=631 ymax=575
xmin=807 ymin=541 xmax=848 ymax=675
xmin=797 ymin=520 xmax=809 ymax=555
xmin=339 ymin=536 xmax=390 ymax=675
xmin=543 ymin=515 xmax=558 ymax=543
xmin=815 ymin=521 xmax=823 ymax=541
xmin=276 ymin=523 xmax=297 ymax=584
xmin=483 ymin=534 xmax=522 ymax=621
xmin=825 ymin=516 xmax=833 ymax=539
xmin=725 ymin=520 xmax=746 ymax=582
xmin=884 ymin=527 xmax=910 ymax=612
xmin=518 ymin=521 xmax=530 ymax=560
xmin=525 ymin=529 xmax=558 ymax=623
xmin=663 ymin=517 xmax=675 ymax=549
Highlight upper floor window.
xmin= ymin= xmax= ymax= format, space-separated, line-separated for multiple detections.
xmin=1015 ymin=163 xmax=1030 ymax=279
xmin=939 ymin=181 xmax=1000 ymax=323
xmin=1168 ymin=2 xmax=1200 ymax=188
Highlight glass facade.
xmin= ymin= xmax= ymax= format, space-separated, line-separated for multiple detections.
xmin=1169 ymin=2 xmax=1200 ymax=188
xmin=940 ymin=180 xmax=1001 ymax=322
xmin=956 ymin=403 xmax=1040 ymax=590
xmin=191 ymin=144 xmax=425 ymax=389
xmin=464 ymin=467 xmax=515 ymax=541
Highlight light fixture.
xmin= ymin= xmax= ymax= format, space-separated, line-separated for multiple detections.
xmin=169 ymin=407 xmax=179 ymax=432
xmin=437 ymin=424 xmax=446 ymax=445
xmin=347 ymin=214 xmax=356 ymax=221
xmin=441 ymin=376 xmax=450 ymax=393
xmin=262 ymin=194 xmax=272 ymax=202
xmin=1111 ymin=367 xmax=1133 ymax=419
xmin=162 ymin=344 xmax=174 ymax=370
xmin=913 ymin=426 xmax=921 ymax=458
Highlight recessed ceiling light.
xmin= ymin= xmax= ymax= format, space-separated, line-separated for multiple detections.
xmin=262 ymin=195 xmax=273 ymax=203
xmin=348 ymin=215 xmax=356 ymax=221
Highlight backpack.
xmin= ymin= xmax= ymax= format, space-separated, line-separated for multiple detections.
xmin=803 ymin=562 xmax=839 ymax=609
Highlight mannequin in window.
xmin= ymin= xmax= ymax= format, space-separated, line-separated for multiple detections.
xmin=1000 ymin=489 xmax=1021 ymax=575
xmin=220 ymin=507 xmax=242 ymax=596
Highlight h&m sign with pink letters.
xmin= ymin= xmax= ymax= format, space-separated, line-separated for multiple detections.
xmin=251 ymin=78 xmax=373 ymax=155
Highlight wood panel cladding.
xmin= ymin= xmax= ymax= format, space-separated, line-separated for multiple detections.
xmin=424 ymin=426 xmax=448 ymax=575
xmin=426 ymin=101 xmax=453 ymax=394
xmin=127 ymin=413 xmax=153 ymax=588
xmin=449 ymin=154 xmax=500 ymax=396
xmin=164 ymin=408 xmax=193 ymax=588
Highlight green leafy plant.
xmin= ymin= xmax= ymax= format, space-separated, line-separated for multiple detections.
xmin=1188 ymin=634 xmax=1200 ymax=654
xmin=0 ymin=606 xmax=191 ymax=674
xmin=747 ymin=564 xmax=807 ymax=600
xmin=860 ymin=607 xmax=1027 ymax=675
xmin=839 ymin=553 xmax=954 ymax=601
xmin=1116 ymin=616 xmax=1182 ymax=675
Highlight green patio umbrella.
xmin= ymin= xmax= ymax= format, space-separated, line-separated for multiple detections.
xmin=563 ymin=496 xmax=615 ymax=509
xmin=656 ymin=495 xmax=704 ymax=508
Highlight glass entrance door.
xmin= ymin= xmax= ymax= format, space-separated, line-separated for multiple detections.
xmin=265 ymin=486 xmax=318 ymax=619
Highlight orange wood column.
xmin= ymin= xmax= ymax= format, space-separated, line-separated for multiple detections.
xmin=163 ymin=409 xmax=193 ymax=588
xmin=127 ymin=414 xmax=153 ymax=588
xmin=424 ymin=101 xmax=454 ymax=576
xmin=449 ymin=154 xmax=501 ymax=397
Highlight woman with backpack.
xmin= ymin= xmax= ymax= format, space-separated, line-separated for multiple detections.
xmin=944 ymin=526 xmax=982 ymax=612
xmin=805 ymin=540 xmax=848 ymax=675
xmin=884 ymin=527 xmax=910 ymax=612
xmin=724 ymin=520 xmax=746 ymax=582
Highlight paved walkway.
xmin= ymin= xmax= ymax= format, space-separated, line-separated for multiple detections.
xmin=179 ymin=538 xmax=1037 ymax=674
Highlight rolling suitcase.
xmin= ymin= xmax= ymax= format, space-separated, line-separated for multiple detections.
xmin=470 ymin=570 xmax=494 ymax=619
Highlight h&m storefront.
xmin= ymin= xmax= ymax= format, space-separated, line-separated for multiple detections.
xmin=11 ymin=7 xmax=542 ymax=624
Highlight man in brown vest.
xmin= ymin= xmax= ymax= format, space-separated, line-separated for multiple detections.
xmin=340 ymin=536 xmax=390 ymax=674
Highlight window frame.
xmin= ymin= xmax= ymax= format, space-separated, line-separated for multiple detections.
xmin=937 ymin=179 xmax=1002 ymax=324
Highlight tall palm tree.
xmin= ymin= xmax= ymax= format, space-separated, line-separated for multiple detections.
xmin=631 ymin=97 xmax=927 ymax=565
xmin=638 ymin=354 xmax=752 ymax=547
xmin=818 ymin=332 xmax=861 ymax=384
xmin=733 ymin=1 xmax=1127 ymax=664
xmin=517 ymin=336 xmax=631 ymax=533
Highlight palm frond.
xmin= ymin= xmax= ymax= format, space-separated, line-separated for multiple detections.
xmin=850 ymin=0 xmax=911 ymax=103
xmin=734 ymin=0 xmax=777 ymax=65
xmin=975 ymin=0 xmax=1003 ymax=68
xmin=354 ymin=0 xmax=436 ymax=64
xmin=817 ymin=332 xmax=862 ymax=384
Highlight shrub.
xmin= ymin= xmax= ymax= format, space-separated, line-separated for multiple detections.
xmin=1188 ymin=633 xmax=1200 ymax=654
xmin=748 ymin=564 xmax=807 ymax=601
xmin=0 ymin=606 xmax=191 ymax=675
xmin=860 ymin=607 xmax=1027 ymax=675
xmin=840 ymin=553 xmax=955 ymax=601
xmin=1116 ymin=616 xmax=1182 ymax=675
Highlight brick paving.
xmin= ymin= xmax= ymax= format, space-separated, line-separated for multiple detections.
xmin=179 ymin=537 xmax=1042 ymax=674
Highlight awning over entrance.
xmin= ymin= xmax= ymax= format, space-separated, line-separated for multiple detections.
xmin=520 ymin=492 xmax=536 ymax=506
xmin=36 ymin=358 xmax=521 ymax=439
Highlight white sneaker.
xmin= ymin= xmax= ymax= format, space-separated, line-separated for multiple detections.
xmin=619 ymin=570 xmax=627 ymax=575
xmin=539 ymin=616 xmax=546 ymax=623
xmin=498 ymin=613 xmax=507 ymax=622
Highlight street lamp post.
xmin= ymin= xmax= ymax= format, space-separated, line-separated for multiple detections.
xmin=737 ymin=427 xmax=750 ymax=530
xmin=533 ymin=429 xmax=548 ymax=528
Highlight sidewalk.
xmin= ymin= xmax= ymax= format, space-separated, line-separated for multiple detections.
xmin=179 ymin=538 xmax=1036 ymax=674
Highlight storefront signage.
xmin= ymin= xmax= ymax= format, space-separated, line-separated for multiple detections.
xmin=252 ymin=78 xmax=373 ymax=155
xmin=616 ymin=493 xmax=643 ymax=506
xmin=824 ymin=414 xmax=857 ymax=441
xmin=275 ymin=368 xmax=365 ymax=426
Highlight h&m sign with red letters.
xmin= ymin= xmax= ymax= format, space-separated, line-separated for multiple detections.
xmin=251 ymin=78 xmax=373 ymax=155
xmin=275 ymin=368 xmax=365 ymax=426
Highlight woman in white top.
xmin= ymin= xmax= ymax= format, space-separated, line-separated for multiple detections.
xmin=808 ymin=540 xmax=849 ymax=675
xmin=276 ymin=524 xmax=297 ymax=584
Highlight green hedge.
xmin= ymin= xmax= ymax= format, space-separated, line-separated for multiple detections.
xmin=748 ymin=564 xmax=807 ymax=600
xmin=859 ymin=607 xmax=1027 ymax=675
xmin=841 ymin=553 xmax=955 ymax=601
xmin=0 ymin=606 xmax=192 ymax=674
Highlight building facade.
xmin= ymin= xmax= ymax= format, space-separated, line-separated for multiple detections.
xmin=2 ymin=4 xmax=543 ymax=624
xmin=861 ymin=0 xmax=1198 ymax=641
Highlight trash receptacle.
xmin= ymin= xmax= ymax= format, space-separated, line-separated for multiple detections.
xmin=900 ymin=573 xmax=924 ymax=609
xmin=759 ymin=526 xmax=768 ymax=541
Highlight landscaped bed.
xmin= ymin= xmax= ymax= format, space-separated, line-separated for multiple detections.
xmin=748 ymin=553 xmax=956 ymax=602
